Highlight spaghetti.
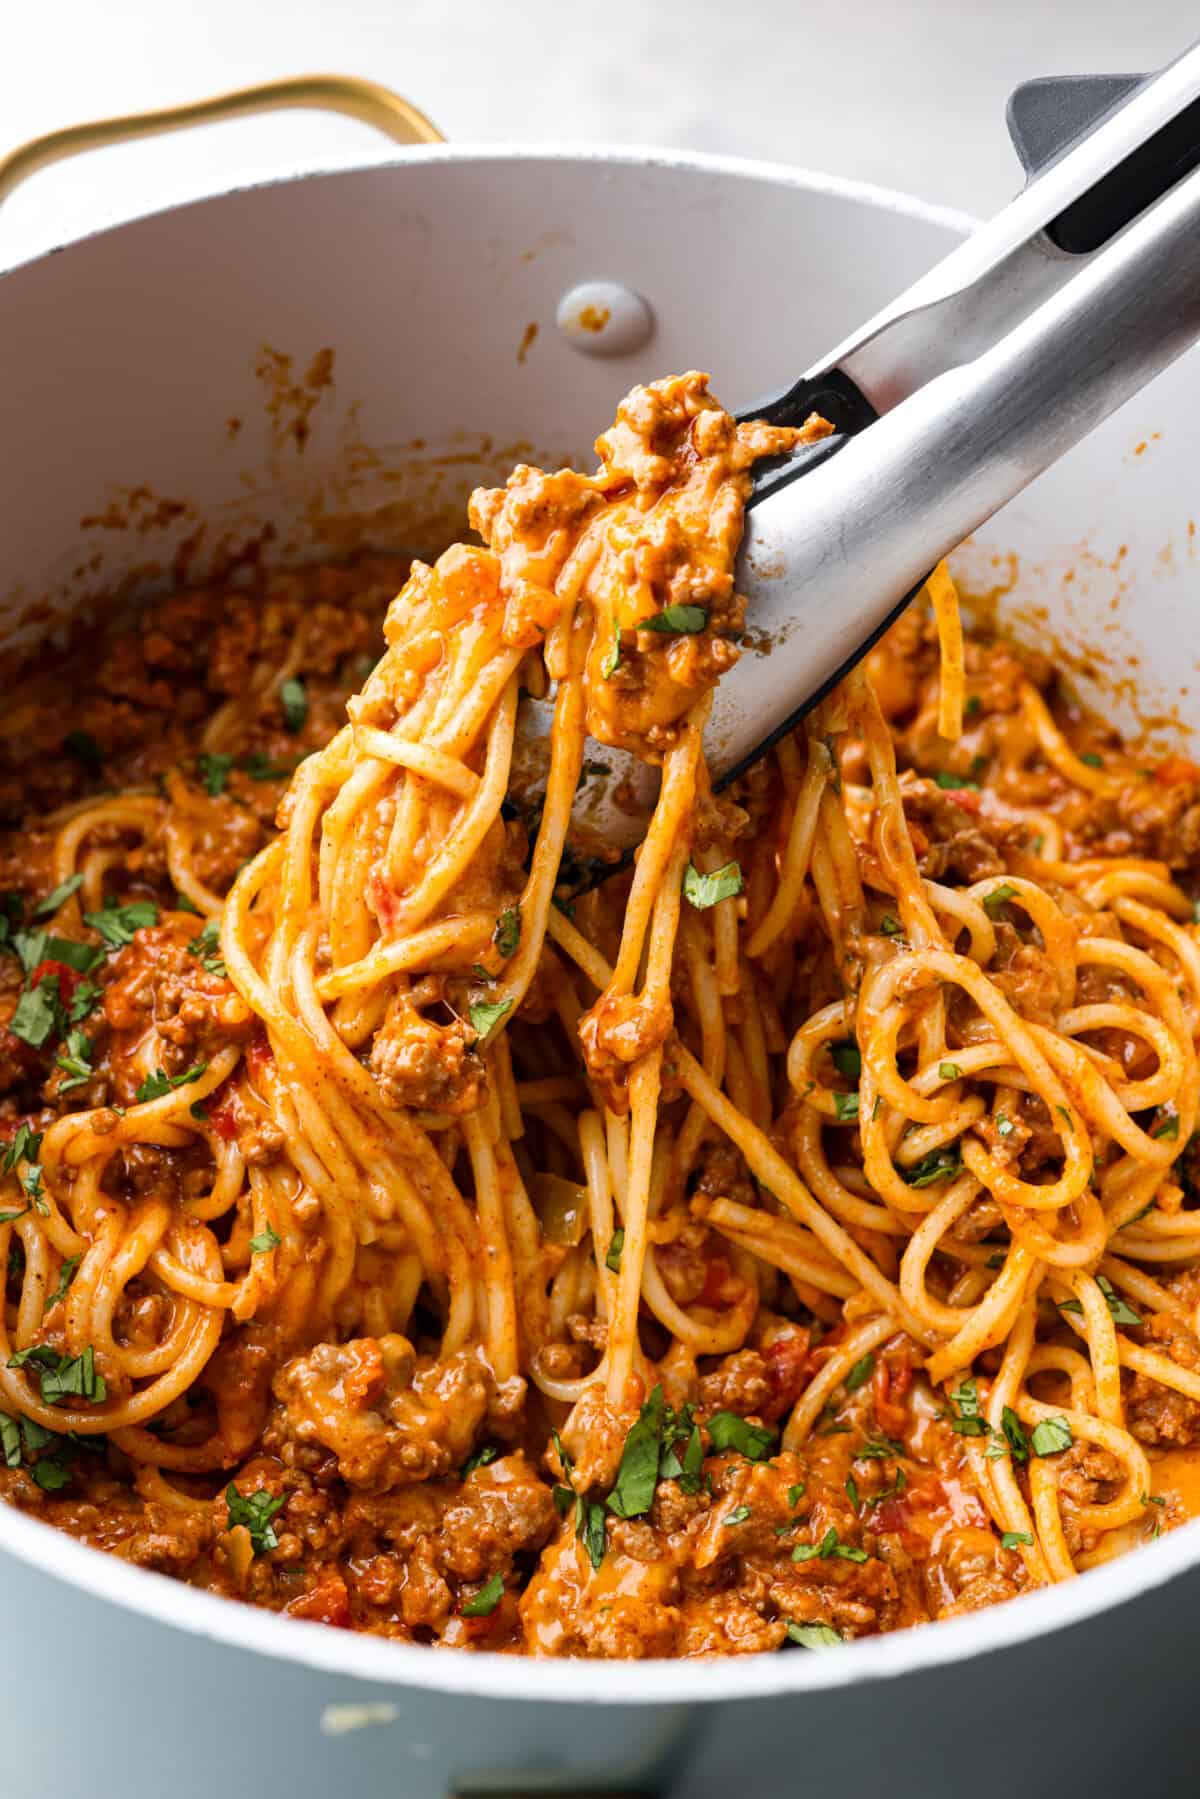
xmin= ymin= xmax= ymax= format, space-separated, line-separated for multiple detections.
xmin=2 ymin=371 xmax=1200 ymax=1655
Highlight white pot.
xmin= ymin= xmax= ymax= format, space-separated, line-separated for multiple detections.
xmin=1 ymin=116 xmax=1198 ymax=1799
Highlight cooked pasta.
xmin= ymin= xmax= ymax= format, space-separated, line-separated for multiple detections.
xmin=1 ymin=372 xmax=1198 ymax=1655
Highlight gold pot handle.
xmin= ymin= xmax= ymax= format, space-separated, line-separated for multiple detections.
xmin=0 ymin=72 xmax=445 ymax=209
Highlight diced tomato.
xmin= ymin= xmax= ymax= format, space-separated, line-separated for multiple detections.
xmin=244 ymin=1032 xmax=274 ymax=1076
xmin=284 ymin=1568 xmax=351 ymax=1628
xmin=367 ymin=870 xmax=401 ymax=931
xmin=762 ymin=1333 xmax=812 ymax=1421
xmin=1154 ymin=754 xmax=1200 ymax=787
xmin=874 ymin=1496 xmax=912 ymax=1535
xmin=872 ymin=1355 xmax=912 ymax=1439
xmin=30 ymin=959 xmax=80 ymax=1004
xmin=945 ymin=788 xmax=982 ymax=814
xmin=203 ymin=1081 xmax=239 ymax=1140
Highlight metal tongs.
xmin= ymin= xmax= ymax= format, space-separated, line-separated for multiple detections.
xmin=557 ymin=39 xmax=1200 ymax=863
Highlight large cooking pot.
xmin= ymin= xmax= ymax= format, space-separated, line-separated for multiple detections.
xmin=1 ymin=76 xmax=1198 ymax=1799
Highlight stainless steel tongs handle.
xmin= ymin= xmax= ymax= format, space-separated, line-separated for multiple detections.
xmin=811 ymin=38 xmax=1200 ymax=413
xmin=705 ymin=38 xmax=1200 ymax=790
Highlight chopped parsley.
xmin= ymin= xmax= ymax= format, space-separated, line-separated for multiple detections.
xmin=461 ymin=1445 xmax=500 ymax=1476
xmin=1079 ymin=752 xmax=1103 ymax=768
xmin=683 ymin=861 xmax=744 ymax=910
xmin=637 ymin=605 xmax=708 ymax=634
xmin=792 ymin=1526 xmax=868 ymax=1564
xmin=84 ymin=900 xmax=158 ymax=948
xmin=983 ymin=883 xmax=1018 ymax=917
xmin=468 ymin=997 xmax=513 ymax=1044
xmin=607 ymin=1387 xmax=670 ymax=1518
xmin=135 ymin=1062 xmax=208 ymax=1103
xmin=8 ymin=1342 xmax=106 ymax=1405
xmin=1030 ymin=1416 xmax=1073 ymax=1457
xmin=11 ymin=978 xmax=64 ymax=1049
xmin=984 ymin=1406 xmax=1030 ymax=1465
xmin=34 ymin=876 xmax=83 ymax=918
xmin=902 ymin=1147 xmax=963 ymax=1189
xmin=785 ymin=1621 xmax=842 ymax=1649
xmin=461 ymin=1571 xmax=504 ymax=1617
xmin=948 ymin=1378 xmax=989 ymax=1437
xmin=279 ymin=676 xmax=308 ymax=733
xmin=723 ymin=1504 xmax=752 ymax=1527
xmin=605 ymin=1228 xmax=625 ymax=1274
xmin=249 ymin=1227 xmax=281 ymax=1255
xmin=706 ymin=1411 xmax=776 ymax=1461
xmin=600 ymin=617 xmax=622 ymax=680
xmin=225 ymin=1483 xmax=285 ymax=1555
xmin=880 ymin=914 xmax=903 ymax=937
xmin=832 ymin=1091 xmax=860 ymax=1122
xmin=44 ymin=1255 xmax=80 ymax=1314
xmin=2 ymin=1125 xmax=42 ymax=1175
xmin=187 ymin=919 xmax=227 ymax=978
xmin=196 ymin=752 xmax=235 ymax=796
xmin=494 ymin=908 xmax=521 ymax=959
xmin=1153 ymin=1112 xmax=1180 ymax=1142
xmin=844 ymin=1353 xmax=875 ymax=1393
xmin=64 ymin=730 xmax=103 ymax=768
xmin=830 ymin=1039 xmax=861 ymax=1081
xmin=856 ymin=1434 xmax=905 ymax=1461
xmin=1058 ymin=1275 xmax=1141 ymax=1328
xmin=786 ymin=1482 xmax=806 ymax=1506
xmin=54 ymin=1028 xmax=94 ymax=1092
xmin=1001 ymin=1531 xmax=1033 ymax=1549
xmin=934 ymin=771 xmax=978 ymax=791
xmin=939 ymin=1062 xmax=962 ymax=1081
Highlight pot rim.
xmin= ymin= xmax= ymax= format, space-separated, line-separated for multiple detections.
xmin=1 ymin=138 xmax=979 ymax=278
xmin=3 ymin=137 xmax=1185 ymax=1704
xmin=2 ymin=1491 xmax=1193 ymax=1702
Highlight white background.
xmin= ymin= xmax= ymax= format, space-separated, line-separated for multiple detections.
xmin=1 ymin=0 xmax=1197 ymax=266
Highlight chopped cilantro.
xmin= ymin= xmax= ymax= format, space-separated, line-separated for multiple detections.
xmin=939 ymin=1062 xmax=962 ymax=1081
xmin=249 ymin=1227 xmax=281 ymax=1255
xmin=934 ymin=771 xmax=978 ymax=791
xmin=461 ymin=1445 xmax=500 ymax=1477
xmin=830 ymin=1039 xmax=861 ymax=1081
xmin=1079 ymin=751 xmax=1103 ymax=768
xmin=832 ymin=1091 xmax=860 ymax=1122
xmin=1001 ymin=1531 xmax=1033 ymax=1549
xmin=880 ymin=914 xmax=903 ymax=937
xmin=723 ymin=1504 xmax=752 ymax=1527
xmin=845 ymin=1353 xmax=875 ymax=1392
xmin=11 ymin=978 xmax=63 ymax=1049
xmin=786 ymin=1482 xmax=806 ymax=1506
